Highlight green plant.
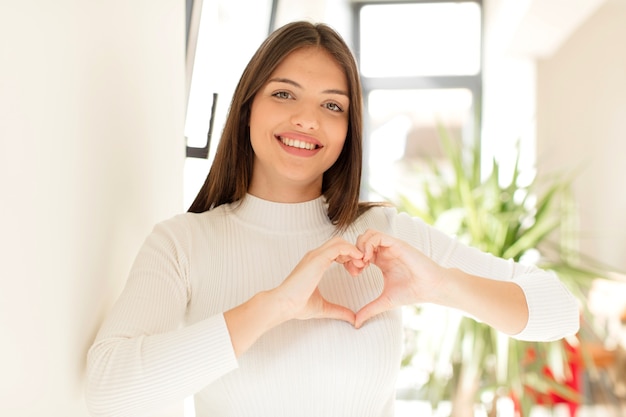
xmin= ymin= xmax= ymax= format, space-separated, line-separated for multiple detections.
xmin=394 ymin=127 xmax=609 ymax=416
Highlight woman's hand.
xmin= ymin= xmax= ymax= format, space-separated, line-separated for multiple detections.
xmin=273 ymin=236 xmax=365 ymax=325
xmin=225 ymin=237 xmax=364 ymax=357
xmin=353 ymin=229 xmax=447 ymax=329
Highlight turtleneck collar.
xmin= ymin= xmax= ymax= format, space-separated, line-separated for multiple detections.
xmin=228 ymin=194 xmax=334 ymax=233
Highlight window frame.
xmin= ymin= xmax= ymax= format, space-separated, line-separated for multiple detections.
xmin=352 ymin=0 xmax=484 ymax=198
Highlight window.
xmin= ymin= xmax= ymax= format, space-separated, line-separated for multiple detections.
xmin=354 ymin=1 xmax=483 ymax=200
xmin=184 ymin=0 xmax=275 ymax=208
xmin=359 ymin=2 xmax=481 ymax=77
xmin=366 ymin=88 xmax=475 ymax=199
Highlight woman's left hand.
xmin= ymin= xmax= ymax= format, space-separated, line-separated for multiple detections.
xmin=350 ymin=229 xmax=447 ymax=329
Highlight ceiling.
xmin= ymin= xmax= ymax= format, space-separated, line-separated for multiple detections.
xmin=506 ymin=0 xmax=608 ymax=57
xmin=350 ymin=0 xmax=609 ymax=58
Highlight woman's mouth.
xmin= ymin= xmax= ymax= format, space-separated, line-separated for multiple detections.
xmin=278 ymin=136 xmax=320 ymax=151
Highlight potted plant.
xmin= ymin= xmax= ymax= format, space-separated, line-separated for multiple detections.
xmin=391 ymin=127 xmax=611 ymax=417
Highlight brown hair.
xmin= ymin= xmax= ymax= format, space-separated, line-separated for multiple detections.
xmin=188 ymin=21 xmax=378 ymax=230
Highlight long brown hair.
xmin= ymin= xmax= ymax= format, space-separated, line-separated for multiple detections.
xmin=188 ymin=21 xmax=377 ymax=230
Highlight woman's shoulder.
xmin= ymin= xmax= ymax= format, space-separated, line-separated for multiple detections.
xmin=151 ymin=205 xmax=232 ymax=239
xmin=356 ymin=202 xmax=423 ymax=224
xmin=350 ymin=202 xmax=431 ymax=240
xmin=350 ymin=203 xmax=397 ymax=232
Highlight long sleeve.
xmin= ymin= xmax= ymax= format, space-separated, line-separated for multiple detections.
xmin=385 ymin=209 xmax=580 ymax=341
xmin=85 ymin=197 xmax=406 ymax=417
xmin=85 ymin=218 xmax=238 ymax=417
xmin=85 ymin=195 xmax=579 ymax=417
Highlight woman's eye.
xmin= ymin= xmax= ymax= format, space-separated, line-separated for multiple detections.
xmin=325 ymin=102 xmax=343 ymax=112
xmin=273 ymin=91 xmax=292 ymax=99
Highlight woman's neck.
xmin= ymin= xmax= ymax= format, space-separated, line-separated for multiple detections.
xmin=247 ymin=178 xmax=323 ymax=203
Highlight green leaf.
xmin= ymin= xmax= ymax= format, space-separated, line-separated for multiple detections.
xmin=392 ymin=124 xmax=613 ymax=412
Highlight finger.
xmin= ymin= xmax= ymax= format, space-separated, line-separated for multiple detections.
xmin=335 ymin=253 xmax=365 ymax=266
xmin=299 ymin=241 xmax=361 ymax=280
xmin=323 ymin=238 xmax=364 ymax=264
xmin=354 ymin=296 xmax=392 ymax=329
xmin=342 ymin=259 xmax=365 ymax=276
xmin=321 ymin=300 xmax=356 ymax=325
xmin=334 ymin=246 xmax=364 ymax=264
xmin=354 ymin=228 xmax=374 ymax=249
xmin=355 ymin=229 xmax=387 ymax=262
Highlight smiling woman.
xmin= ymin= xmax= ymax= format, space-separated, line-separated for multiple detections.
xmin=85 ymin=21 xmax=579 ymax=417
xmin=248 ymin=47 xmax=349 ymax=202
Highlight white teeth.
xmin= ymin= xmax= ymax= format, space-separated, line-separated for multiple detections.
xmin=280 ymin=136 xmax=316 ymax=150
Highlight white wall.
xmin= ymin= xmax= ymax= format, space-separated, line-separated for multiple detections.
xmin=482 ymin=0 xmax=625 ymax=272
xmin=482 ymin=0 xmax=538 ymax=183
xmin=482 ymin=0 xmax=605 ymax=186
xmin=536 ymin=0 xmax=626 ymax=271
xmin=275 ymin=0 xmax=353 ymax=45
xmin=0 ymin=2 xmax=185 ymax=416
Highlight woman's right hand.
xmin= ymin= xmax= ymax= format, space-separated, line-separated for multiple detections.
xmin=225 ymin=237 xmax=364 ymax=357
xmin=272 ymin=236 xmax=365 ymax=325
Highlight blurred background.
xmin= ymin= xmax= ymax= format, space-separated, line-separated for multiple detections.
xmin=1 ymin=0 xmax=625 ymax=416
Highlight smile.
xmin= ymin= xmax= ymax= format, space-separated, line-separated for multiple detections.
xmin=278 ymin=136 xmax=319 ymax=151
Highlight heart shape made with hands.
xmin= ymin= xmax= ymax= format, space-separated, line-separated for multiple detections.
xmin=311 ymin=230 xmax=441 ymax=329
xmin=334 ymin=244 xmax=407 ymax=329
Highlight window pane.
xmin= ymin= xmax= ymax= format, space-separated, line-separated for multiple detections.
xmin=366 ymin=88 xmax=474 ymax=199
xmin=184 ymin=0 xmax=272 ymax=208
xmin=359 ymin=3 xmax=481 ymax=77
xmin=185 ymin=0 xmax=272 ymax=149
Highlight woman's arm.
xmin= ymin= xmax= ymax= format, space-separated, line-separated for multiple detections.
xmin=85 ymin=220 xmax=238 ymax=417
xmin=431 ymin=267 xmax=528 ymax=335
xmin=86 ymin=222 xmax=365 ymax=416
xmin=352 ymin=214 xmax=580 ymax=340
xmin=352 ymin=229 xmax=528 ymax=333
xmin=224 ymin=236 xmax=364 ymax=357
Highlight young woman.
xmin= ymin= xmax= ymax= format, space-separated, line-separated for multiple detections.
xmin=85 ymin=21 xmax=579 ymax=417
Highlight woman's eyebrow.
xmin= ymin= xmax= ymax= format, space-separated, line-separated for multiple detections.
xmin=267 ymin=77 xmax=349 ymax=97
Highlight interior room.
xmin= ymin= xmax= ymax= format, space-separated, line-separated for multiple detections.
xmin=1 ymin=0 xmax=625 ymax=416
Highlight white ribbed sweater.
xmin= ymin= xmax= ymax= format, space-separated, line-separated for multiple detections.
xmin=85 ymin=195 xmax=579 ymax=417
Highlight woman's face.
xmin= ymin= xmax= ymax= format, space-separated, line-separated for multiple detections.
xmin=248 ymin=47 xmax=350 ymax=202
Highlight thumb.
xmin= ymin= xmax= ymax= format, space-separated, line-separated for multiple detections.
xmin=320 ymin=299 xmax=356 ymax=325
xmin=342 ymin=258 xmax=367 ymax=276
xmin=354 ymin=296 xmax=392 ymax=329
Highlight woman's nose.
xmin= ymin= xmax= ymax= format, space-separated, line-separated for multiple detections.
xmin=290 ymin=104 xmax=319 ymax=130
